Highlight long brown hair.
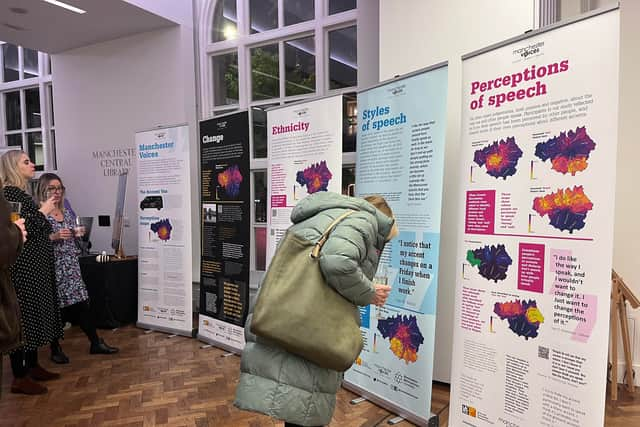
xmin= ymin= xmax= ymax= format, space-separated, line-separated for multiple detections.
xmin=364 ymin=195 xmax=393 ymax=218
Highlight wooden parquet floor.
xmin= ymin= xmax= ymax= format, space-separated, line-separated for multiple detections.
xmin=0 ymin=325 xmax=637 ymax=426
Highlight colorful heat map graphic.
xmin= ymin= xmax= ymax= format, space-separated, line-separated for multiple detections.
xmin=532 ymin=186 xmax=593 ymax=233
xmin=494 ymin=299 xmax=544 ymax=340
xmin=534 ymin=126 xmax=596 ymax=176
xmin=473 ymin=137 xmax=523 ymax=179
xmin=466 ymin=244 xmax=513 ymax=283
xmin=217 ymin=164 xmax=243 ymax=198
xmin=296 ymin=160 xmax=333 ymax=194
xmin=150 ymin=219 xmax=172 ymax=241
xmin=377 ymin=314 xmax=424 ymax=364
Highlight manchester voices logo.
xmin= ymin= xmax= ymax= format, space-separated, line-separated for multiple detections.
xmin=512 ymin=41 xmax=544 ymax=61
xmin=387 ymin=83 xmax=406 ymax=96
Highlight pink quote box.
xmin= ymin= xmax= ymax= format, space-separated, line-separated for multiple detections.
xmin=465 ymin=190 xmax=496 ymax=235
xmin=518 ymin=243 xmax=545 ymax=293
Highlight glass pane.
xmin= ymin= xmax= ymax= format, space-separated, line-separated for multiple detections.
xmin=212 ymin=52 xmax=239 ymax=106
xmin=48 ymin=85 xmax=55 ymax=126
xmin=329 ymin=26 xmax=357 ymax=89
xmin=342 ymin=165 xmax=355 ymax=195
xmin=284 ymin=0 xmax=314 ymax=25
xmin=25 ymin=88 xmax=41 ymax=128
xmin=6 ymin=133 xmax=22 ymax=147
xmin=251 ymin=104 xmax=276 ymax=158
xmin=23 ymin=48 xmax=39 ymax=79
xmin=2 ymin=44 xmax=19 ymax=82
xmin=250 ymin=0 xmax=278 ymax=34
xmin=342 ymin=92 xmax=357 ymax=152
xmin=253 ymin=171 xmax=267 ymax=223
xmin=251 ymin=44 xmax=279 ymax=101
xmin=47 ymin=55 xmax=52 ymax=75
xmin=329 ymin=0 xmax=356 ymax=15
xmin=5 ymin=91 xmax=21 ymax=131
xmin=50 ymin=130 xmax=57 ymax=169
xmin=211 ymin=0 xmax=238 ymax=42
xmin=255 ymin=227 xmax=267 ymax=271
xmin=285 ymin=36 xmax=315 ymax=96
xmin=27 ymin=132 xmax=44 ymax=171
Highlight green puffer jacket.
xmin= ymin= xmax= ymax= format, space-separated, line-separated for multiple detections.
xmin=234 ymin=192 xmax=393 ymax=426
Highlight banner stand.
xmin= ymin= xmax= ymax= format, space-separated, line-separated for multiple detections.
xmin=137 ymin=322 xmax=197 ymax=338
xmin=196 ymin=333 xmax=240 ymax=355
xmin=343 ymin=383 xmax=439 ymax=427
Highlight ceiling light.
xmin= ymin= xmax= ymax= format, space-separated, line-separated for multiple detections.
xmin=223 ymin=25 xmax=237 ymax=40
xmin=42 ymin=0 xmax=86 ymax=14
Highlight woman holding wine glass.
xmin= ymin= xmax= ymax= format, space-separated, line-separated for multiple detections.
xmin=0 ymin=150 xmax=62 ymax=395
xmin=36 ymin=173 xmax=119 ymax=364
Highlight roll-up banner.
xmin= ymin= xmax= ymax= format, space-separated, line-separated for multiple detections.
xmin=342 ymin=64 xmax=449 ymax=426
xmin=198 ymin=111 xmax=251 ymax=353
xmin=450 ymin=7 xmax=620 ymax=427
xmin=266 ymin=95 xmax=343 ymax=265
xmin=136 ymin=124 xmax=194 ymax=336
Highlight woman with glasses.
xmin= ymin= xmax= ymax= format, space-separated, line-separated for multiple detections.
xmin=0 ymin=150 xmax=62 ymax=395
xmin=37 ymin=173 xmax=119 ymax=364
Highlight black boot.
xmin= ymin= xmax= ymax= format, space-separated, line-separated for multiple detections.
xmin=50 ymin=341 xmax=70 ymax=364
xmin=89 ymin=339 xmax=119 ymax=355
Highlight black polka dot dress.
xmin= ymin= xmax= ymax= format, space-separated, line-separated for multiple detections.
xmin=3 ymin=186 xmax=63 ymax=351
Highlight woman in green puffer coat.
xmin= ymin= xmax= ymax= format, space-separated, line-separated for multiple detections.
xmin=235 ymin=192 xmax=398 ymax=427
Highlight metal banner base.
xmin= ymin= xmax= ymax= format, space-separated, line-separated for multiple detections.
xmin=342 ymin=381 xmax=438 ymax=427
xmin=136 ymin=322 xmax=196 ymax=338
xmin=196 ymin=333 xmax=243 ymax=355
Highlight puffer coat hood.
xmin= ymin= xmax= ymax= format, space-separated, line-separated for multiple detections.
xmin=235 ymin=192 xmax=393 ymax=425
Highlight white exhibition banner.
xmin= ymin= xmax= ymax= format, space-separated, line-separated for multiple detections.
xmin=136 ymin=124 xmax=193 ymax=335
xmin=266 ymin=95 xmax=343 ymax=264
xmin=343 ymin=65 xmax=448 ymax=426
xmin=450 ymin=9 xmax=619 ymax=427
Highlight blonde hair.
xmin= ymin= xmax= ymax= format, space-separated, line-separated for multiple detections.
xmin=36 ymin=173 xmax=65 ymax=211
xmin=0 ymin=150 xmax=28 ymax=190
xmin=364 ymin=195 xmax=393 ymax=218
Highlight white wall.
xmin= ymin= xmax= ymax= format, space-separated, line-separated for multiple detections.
xmin=379 ymin=0 xmax=535 ymax=383
xmin=51 ymin=14 xmax=200 ymax=279
xmin=613 ymin=0 xmax=640 ymax=386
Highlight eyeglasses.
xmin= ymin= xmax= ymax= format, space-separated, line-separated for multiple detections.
xmin=46 ymin=186 xmax=65 ymax=193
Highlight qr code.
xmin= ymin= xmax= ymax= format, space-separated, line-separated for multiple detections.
xmin=205 ymin=292 xmax=217 ymax=314
xmin=538 ymin=346 xmax=549 ymax=360
xmin=272 ymin=209 xmax=278 ymax=217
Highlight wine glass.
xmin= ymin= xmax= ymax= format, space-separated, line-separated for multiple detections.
xmin=8 ymin=202 xmax=21 ymax=222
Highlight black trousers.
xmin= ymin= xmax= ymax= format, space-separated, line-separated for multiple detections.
xmin=61 ymin=300 xmax=99 ymax=345
xmin=9 ymin=348 xmax=38 ymax=378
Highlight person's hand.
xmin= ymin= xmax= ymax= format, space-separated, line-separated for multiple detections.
xmin=14 ymin=218 xmax=26 ymax=242
xmin=39 ymin=197 xmax=56 ymax=216
xmin=371 ymin=284 xmax=392 ymax=307
xmin=58 ymin=229 xmax=73 ymax=240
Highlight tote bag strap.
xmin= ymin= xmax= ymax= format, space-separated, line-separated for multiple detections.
xmin=311 ymin=210 xmax=357 ymax=259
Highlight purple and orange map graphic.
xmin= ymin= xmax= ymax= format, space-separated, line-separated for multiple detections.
xmin=218 ymin=164 xmax=243 ymax=198
xmin=377 ymin=314 xmax=424 ymax=364
xmin=532 ymin=186 xmax=593 ymax=233
xmin=473 ymin=137 xmax=523 ymax=179
xmin=296 ymin=160 xmax=333 ymax=194
xmin=535 ymin=126 xmax=596 ymax=176
xmin=150 ymin=219 xmax=172 ymax=241
xmin=466 ymin=244 xmax=513 ymax=283
xmin=494 ymin=299 xmax=544 ymax=340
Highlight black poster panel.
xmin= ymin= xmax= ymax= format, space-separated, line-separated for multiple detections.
xmin=199 ymin=111 xmax=250 ymax=327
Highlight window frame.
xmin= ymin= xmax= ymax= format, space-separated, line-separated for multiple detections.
xmin=198 ymin=0 xmax=358 ymax=275
xmin=0 ymin=43 xmax=55 ymax=172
